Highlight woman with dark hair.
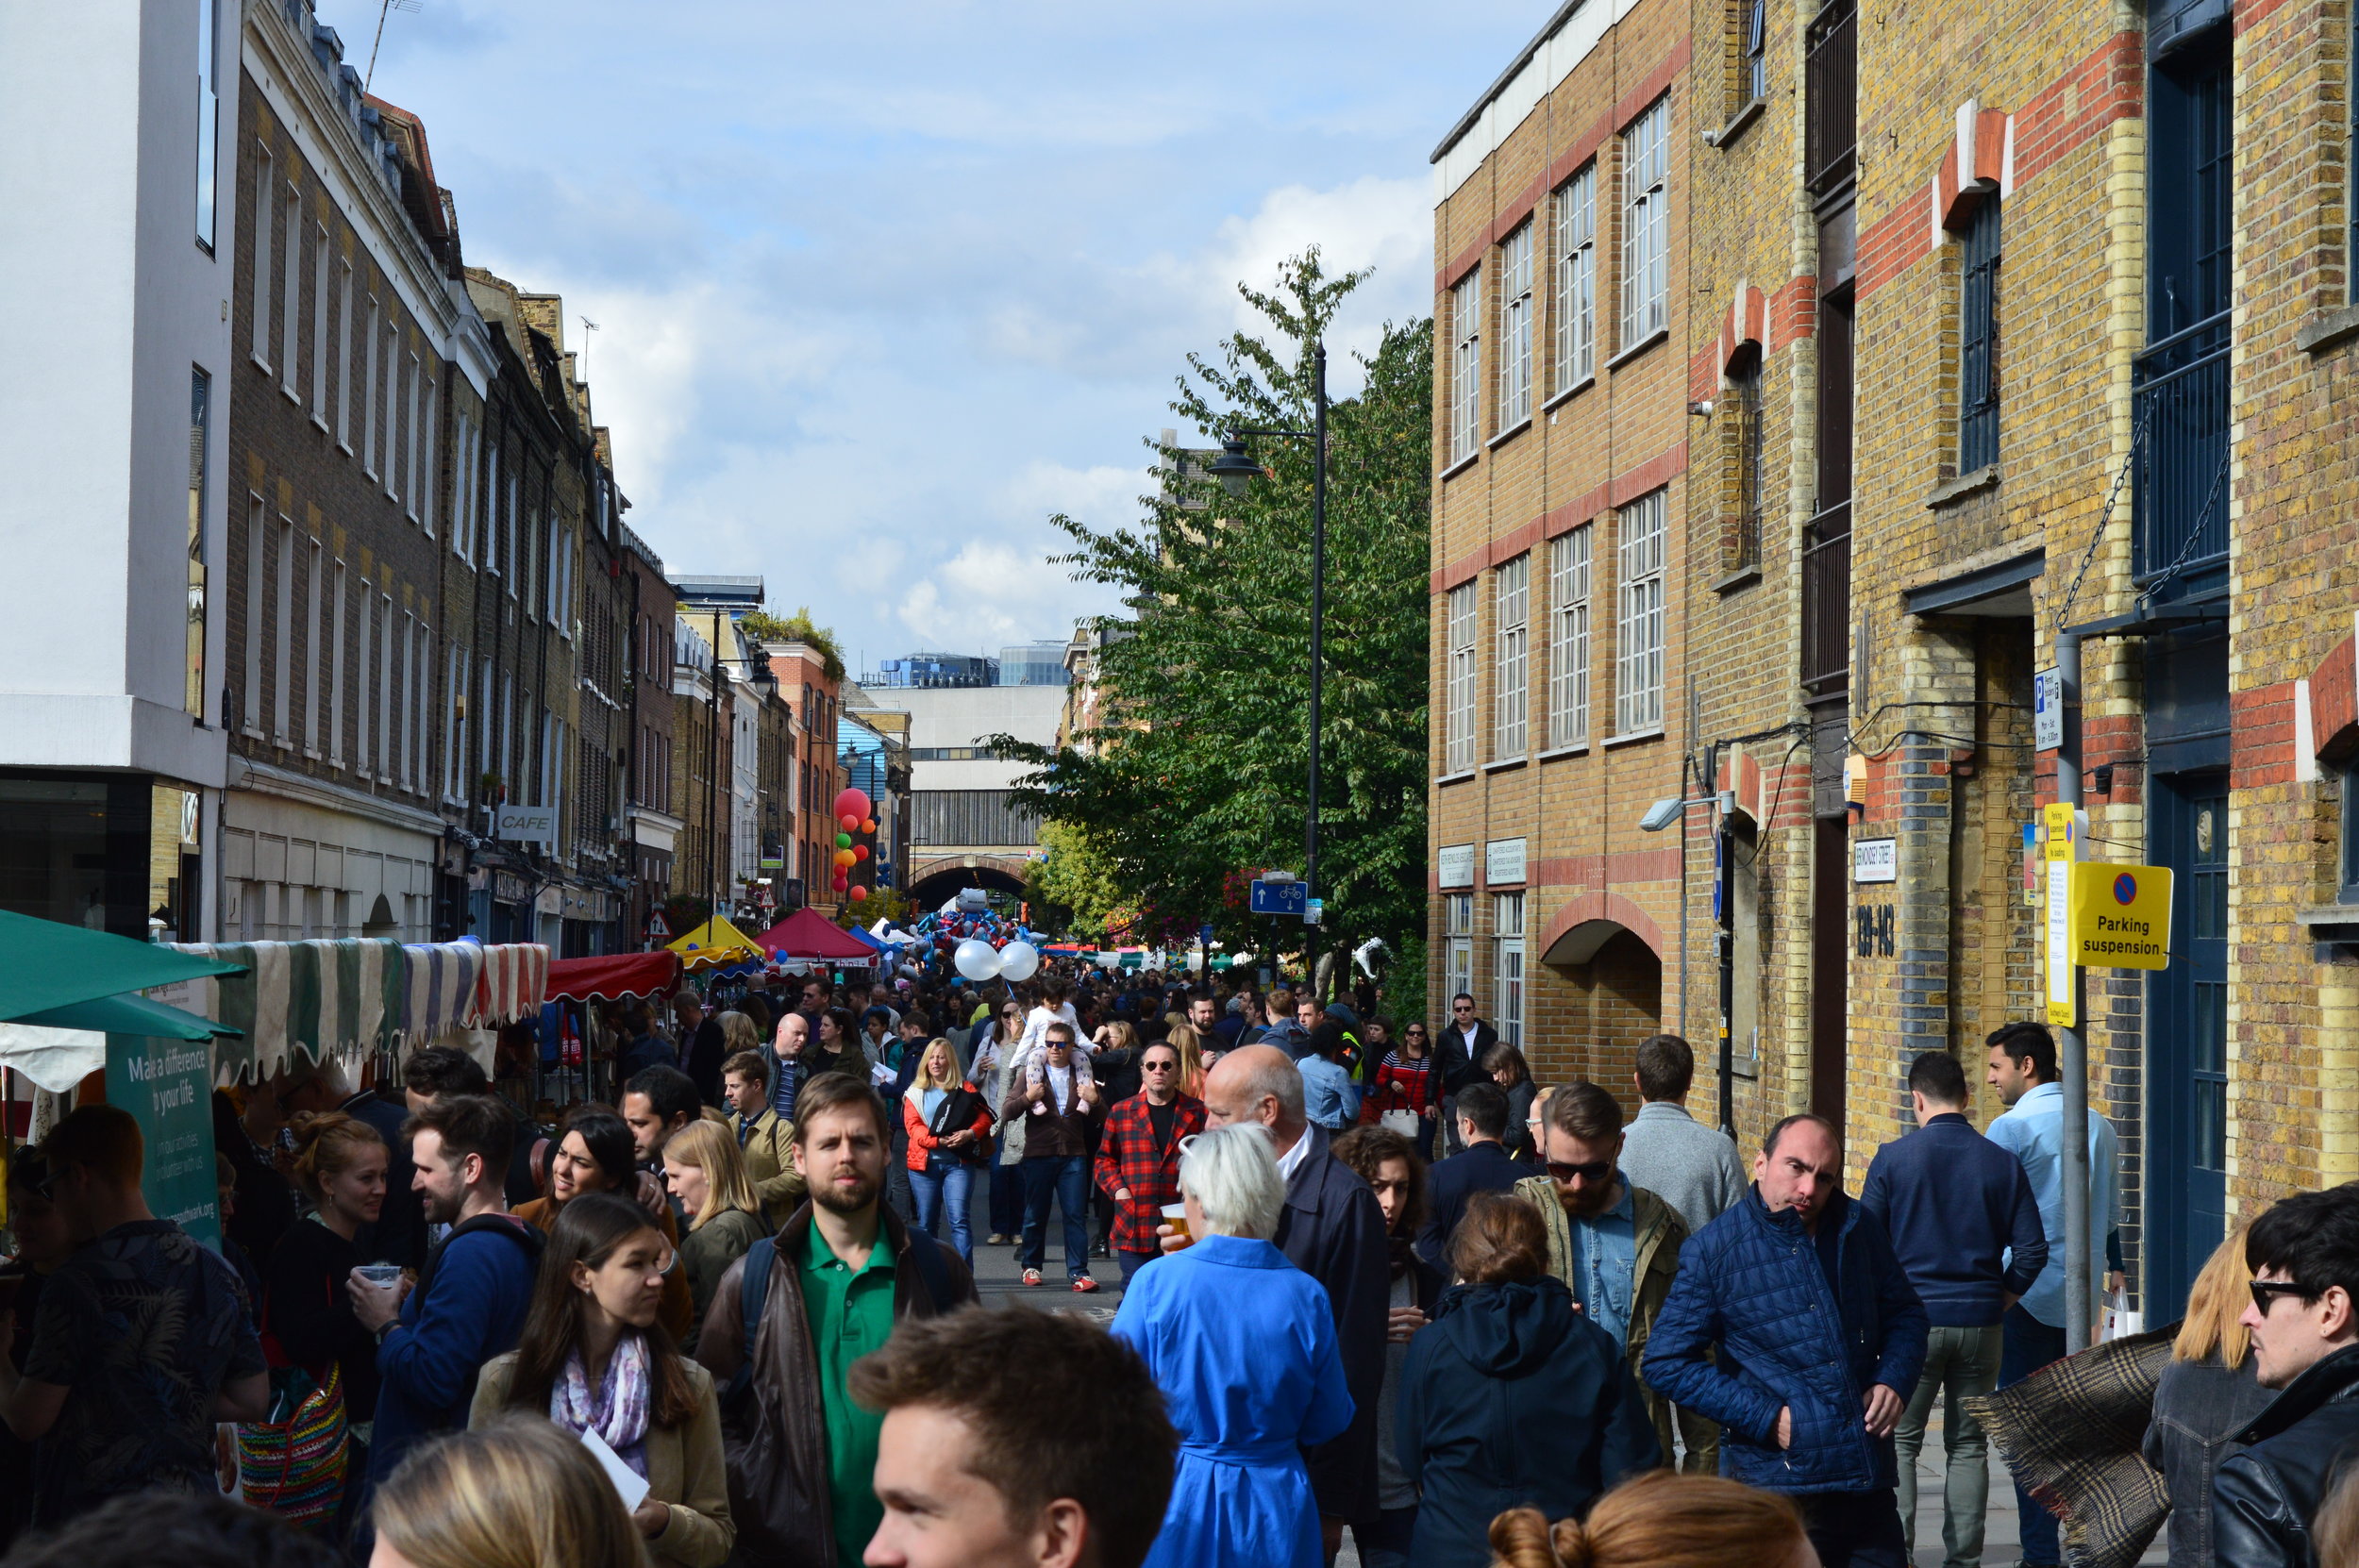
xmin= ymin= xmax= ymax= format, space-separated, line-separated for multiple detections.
xmin=1481 ymin=1045 xmax=1536 ymax=1160
xmin=1374 ymin=1019 xmax=1438 ymax=1156
xmin=815 ymin=1006 xmax=861 ymax=1078
xmin=513 ymin=1106 xmax=692 ymax=1343
xmin=1397 ymin=1192 xmax=1659 ymax=1568
xmin=472 ymin=1193 xmax=731 ymax=1565
xmin=1331 ymin=1126 xmax=1445 ymax=1568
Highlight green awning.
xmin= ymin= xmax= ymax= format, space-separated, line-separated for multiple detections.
xmin=0 ymin=910 xmax=244 ymax=1022
xmin=14 ymin=993 xmax=243 ymax=1042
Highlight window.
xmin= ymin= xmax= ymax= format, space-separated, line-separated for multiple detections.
xmin=310 ymin=226 xmax=329 ymax=417
xmin=1615 ymin=489 xmax=1668 ymax=734
xmin=477 ymin=656 xmax=493 ymax=780
xmin=445 ymin=644 xmax=465 ymax=800
xmin=185 ymin=372 xmax=209 ymax=717
xmin=195 ymin=0 xmax=219 ymax=248
xmin=305 ymin=539 xmax=322 ymax=752
xmin=1959 ymin=196 xmax=2002 ymax=473
xmin=2343 ymin=767 xmax=2359 ymax=902
xmin=1493 ymin=892 xmax=1525 ymax=1048
xmin=402 ymin=613 xmax=418 ymax=790
xmin=1744 ymin=0 xmax=1768 ymax=107
xmin=383 ymin=328 xmax=401 ymax=501
xmin=378 ymin=594 xmax=394 ymax=781
xmin=1445 ymin=581 xmax=1479 ymax=774
xmin=1449 ymin=267 xmax=1482 ymax=465
xmin=335 ymin=260 xmax=354 ymax=449
xmin=1446 ymin=893 xmax=1475 ymax=1014
xmin=1494 ymin=555 xmax=1529 ymax=759
xmin=242 ymin=498 xmax=263 ymax=735
xmin=1731 ymin=352 xmax=1765 ymax=569
xmin=505 ymin=470 xmax=520 ymax=594
xmin=279 ymin=183 xmax=300 ymax=395
xmin=362 ymin=294 xmax=379 ymax=475
xmin=329 ymin=560 xmax=345 ymax=764
xmin=1548 ymin=526 xmax=1592 ymax=748
xmin=420 ymin=376 xmax=437 ymax=536
xmin=405 ymin=354 xmax=422 ymax=519
xmin=249 ymin=145 xmax=274 ymax=367
xmin=1620 ymin=96 xmax=1671 ymax=348
xmin=356 ymin=590 xmax=373 ymax=775
xmin=1552 ymin=166 xmax=1597 ymax=391
xmin=1498 ymin=223 xmax=1534 ymax=429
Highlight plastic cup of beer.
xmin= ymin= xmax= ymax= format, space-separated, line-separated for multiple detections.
xmin=1161 ymin=1202 xmax=1190 ymax=1243
xmin=355 ymin=1263 xmax=403 ymax=1289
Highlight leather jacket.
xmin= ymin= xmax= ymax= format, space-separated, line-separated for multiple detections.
xmin=691 ymin=1203 xmax=977 ymax=1568
xmin=2214 ymin=1343 xmax=2359 ymax=1568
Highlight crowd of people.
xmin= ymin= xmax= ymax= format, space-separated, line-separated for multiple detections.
xmin=3 ymin=959 xmax=2359 ymax=1568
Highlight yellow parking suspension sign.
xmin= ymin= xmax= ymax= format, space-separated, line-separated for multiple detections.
xmin=2068 ymin=861 xmax=2174 ymax=970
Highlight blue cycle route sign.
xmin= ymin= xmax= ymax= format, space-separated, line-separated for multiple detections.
xmin=1248 ymin=878 xmax=1308 ymax=918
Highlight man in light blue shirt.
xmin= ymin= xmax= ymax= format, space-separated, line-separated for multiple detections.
xmin=1983 ymin=1020 xmax=2121 ymax=1568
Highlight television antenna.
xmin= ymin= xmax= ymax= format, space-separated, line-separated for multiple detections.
xmin=363 ymin=0 xmax=422 ymax=95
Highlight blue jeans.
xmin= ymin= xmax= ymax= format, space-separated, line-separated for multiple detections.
xmin=909 ymin=1153 xmax=976 ymax=1266
xmin=1020 ymin=1155 xmax=1092 ymax=1279
xmin=1117 ymin=1247 xmax=1159 ymax=1284
xmin=2000 ymin=1303 xmax=2068 ymax=1565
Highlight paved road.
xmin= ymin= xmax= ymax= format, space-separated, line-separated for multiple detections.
xmin=926 ymin=1175 xmax=2166 ymax=1565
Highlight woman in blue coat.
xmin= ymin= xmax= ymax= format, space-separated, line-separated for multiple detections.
xmin=1397 ymin=1192 xmax=1661 ymax=1568
xmin=1111 ymin=1123 xmax=1354 ymax=1568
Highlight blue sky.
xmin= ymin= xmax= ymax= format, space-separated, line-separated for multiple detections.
xmin=330 ymin=0 xmax=1540 ymax=673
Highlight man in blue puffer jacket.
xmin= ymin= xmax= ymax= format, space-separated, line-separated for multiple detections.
xmin=1642 ymin=1112 xmax=1928 ymax=1568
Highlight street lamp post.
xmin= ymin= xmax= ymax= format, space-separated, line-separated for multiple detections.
xmin=1209 ymin=343 xmax=1327 ymax=993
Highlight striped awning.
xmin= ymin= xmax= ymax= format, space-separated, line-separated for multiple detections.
xmin=163 ymin=940 xmax=548 ymax=1082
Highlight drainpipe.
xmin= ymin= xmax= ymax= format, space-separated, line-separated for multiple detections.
xmin=2057 ymin=626 xmax=2092 ymax=1355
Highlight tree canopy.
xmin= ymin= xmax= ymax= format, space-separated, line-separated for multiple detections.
xmin=991 ymin=252 xmax=1431 ymax=973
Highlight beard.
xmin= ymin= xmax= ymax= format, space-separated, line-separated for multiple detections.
xmin=810 ymin=1165 xmax=882 ymax=1217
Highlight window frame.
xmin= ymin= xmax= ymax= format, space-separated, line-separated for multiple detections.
xmin=1548 ymin=526 xmax=1593 ymax=749
xmin=1493 ymin=892 xmax=1525 ymax=1048
xmin=1620 ymin=96 xmax=1672 ymax=349
xmin=1446 ymin=893 xmax=1476 ymax=1016
xmin=1745 ymin=0 xmax=1768 ymax=105
xmin=249 ymin=143 xmax=275 ymax=371
xmin=1614 ymin=489 xmax=1669 ymax=736
xmin=1445 ymin=581 xmax=1480 ymax=774
xmin=1498 ymin=223 xmax=1535 ymax=430
xmin=1449 ymin=267 xmax=1483 ymax=465
xmin=1553 ymin=165 xmax=1598 ymax=392
xmin=1958 ymin=195 xmax=2002 ymax=474
xmin=1494 ymin=555 xmax=1531 ymax=759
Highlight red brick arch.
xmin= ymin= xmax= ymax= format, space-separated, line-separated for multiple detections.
xmin=2311 ymin=631 xmax=2358 ymax=761
xmin=905 ymin=854 xmax=1034 ymax=900
xmin=1537 ymin=891 xmax=1664 ymax=967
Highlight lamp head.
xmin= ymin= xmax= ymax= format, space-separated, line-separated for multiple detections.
xmin=1639 ymin=796 xmax=1686 ymax=832
xmin=1207 ymin=434 xmax=1262 ymax=499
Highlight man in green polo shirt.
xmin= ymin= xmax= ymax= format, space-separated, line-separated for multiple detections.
xmin=695 ymin=1071 xmax=979 ymax=1568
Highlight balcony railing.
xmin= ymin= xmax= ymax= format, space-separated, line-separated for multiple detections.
xmin=1805 ymin=0 xmax=1857 ymax=199
xmin=1801 ymin=499 xmax=1851 ymax=696
xmin=2133 ymin=309 xmax=2230 ymax=595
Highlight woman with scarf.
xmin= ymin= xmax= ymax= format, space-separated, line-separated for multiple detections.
xmin=972 ymin=995 xmax=1029 ymax=1245
xmin=1330 ymin=1126 xmax=1445 ymax=1568
xmin=472 ymin=1192 xmax=732 ymax=1566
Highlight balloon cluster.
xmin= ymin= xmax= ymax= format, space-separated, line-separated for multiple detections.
xmin=903 ymin=905 xmax=1044 ymax=983
xmin=831 ymin=788 xmax=877 ymax=903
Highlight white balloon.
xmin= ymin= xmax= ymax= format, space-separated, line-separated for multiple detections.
xmin=996 ymin=940 xmax=1041 ymax=983
xmin=954 ymin=939 xmax=1002 ymax=981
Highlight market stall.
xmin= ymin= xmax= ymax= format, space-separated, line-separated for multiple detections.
xmin=666 ymin=916 xmax=763 ymax=973
xmin=753 ymin=908 xmax=874 ymax=969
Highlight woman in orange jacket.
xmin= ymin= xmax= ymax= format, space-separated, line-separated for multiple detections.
xmin=901 ymin=1037 xmax=994 ymax=1266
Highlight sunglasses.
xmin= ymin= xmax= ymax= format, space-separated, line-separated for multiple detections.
xmin=2250 ymin=1279 xmax=2312 ymax=1315
xmin=1546 ymin=1159 xmax=1615 ymax=1185
xmin=1143 ymin=1059 xmax=1178 ymax=1071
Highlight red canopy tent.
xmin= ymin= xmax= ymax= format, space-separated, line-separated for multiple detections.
xmin=544 ymin=950 xmax=682 ymax=1005
xmin=753 ymin=909 xmax=874 ymax=963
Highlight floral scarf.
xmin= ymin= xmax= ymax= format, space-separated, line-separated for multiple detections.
xmin=552 ymin=1332 xmax=653 ymax=1478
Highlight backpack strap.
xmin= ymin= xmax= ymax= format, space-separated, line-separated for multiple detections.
xmin=729 ymin=1238 xmax=779 ymax=1402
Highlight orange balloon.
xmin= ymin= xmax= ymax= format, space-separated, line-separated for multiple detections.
xmin=849 ymin=886 xmax=869 ymax=902
xmin=860 ymin=818 xmax=877 ymax=835
xmin=833 ymin=848 xmax=856 ymax=869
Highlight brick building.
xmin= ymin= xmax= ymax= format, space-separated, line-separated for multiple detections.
xmin=623 ymin=529 xmax=681 ymax=942
xmin=1433 ymin=0 xmax=2359 ymax=1318
xmin=1425 ymin=0 xmax=1698 ymax=1094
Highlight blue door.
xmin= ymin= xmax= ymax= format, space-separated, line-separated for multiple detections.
xmin=2146 ymin=771 xmax=2228 ymax=1319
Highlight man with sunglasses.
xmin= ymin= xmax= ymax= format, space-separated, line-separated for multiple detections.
xmin=1512 ymin=1080 xmax=1699 ymax=1472
xmin=2213 ymin=1184 xmax=2359 ymax=1568
xmin=1432 ymin=993 xmax=1497 ymax=1155
xmin=1093 ymin=1041 xmax=1207 ymax=1285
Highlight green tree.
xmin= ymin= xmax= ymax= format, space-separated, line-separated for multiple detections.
xmin=738 ymin=608 xmax=845 ymax=681
xmin=991 ymin=252 xmax=1431 ymax=983
xmin=1025 ymin=820 xmax=1129 ymax=942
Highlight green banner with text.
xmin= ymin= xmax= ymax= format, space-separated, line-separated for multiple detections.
xmin=104 ymin=1034 xmax=222 ymax=1251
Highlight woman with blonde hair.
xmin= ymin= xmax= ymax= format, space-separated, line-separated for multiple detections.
xmin=471 ymin=1193 xmax=731 ymax=1565
xmin=660 ymin=1120 xmax=769 ymax=1354
xmin=1486 ymin=1471 xmax=1814 ymax=1568
xmin=1112 ymin=1124 xmax=1352 ymax=1568
xmin=372 ymin=1410 xmax=649 ymax=1568
xmin=902 ymin=1036 xmax=993 ymax=1266
xmin=2142 ymin=1222 xmax=2275 ymax=1568
xmin=1164 ymin=1022 xmax=1208 ymax=1100
xmin=711 ymin=1009 xmax=761 ymax=1059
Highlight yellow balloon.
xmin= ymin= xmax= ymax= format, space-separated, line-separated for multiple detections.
xmin=834 ymin=847 xmax=857 ymax=869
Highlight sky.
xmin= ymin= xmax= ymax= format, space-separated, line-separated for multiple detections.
xmin=326 ymin=0 xmax=1542 ymax=675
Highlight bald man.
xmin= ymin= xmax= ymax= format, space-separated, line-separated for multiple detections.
xmin=1196 ymin=1045 xmax=1389 ymax=1559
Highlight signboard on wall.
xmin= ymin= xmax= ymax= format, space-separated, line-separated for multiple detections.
xmin=2033 ymin=669 xmax=2064 ymax=751
xmin=105 ymin=1034 xmax=221 ymax=1251
xmin=1852 ymin=838 xmax=1898 ymax=884
xmin=496 ymin=806 xmax=557 ymax=845
xmin=1484 ymin=838 xmax=1528 ymax=886
xmin=1437 ymin=844 xmax=1476 ymax=889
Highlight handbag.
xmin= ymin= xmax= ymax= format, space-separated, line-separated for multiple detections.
xmin=236 ymin=1269 xmax=352 ymax=1531
xmin=1368 ymin=1079 xmax=1422 ymax=1141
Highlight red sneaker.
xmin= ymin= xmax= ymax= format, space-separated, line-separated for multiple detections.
xmin=1072 ymin=1276 xmax=1100 ymax=1293
xmin=1022 ymin=1268 xmax=1044 ymax=1287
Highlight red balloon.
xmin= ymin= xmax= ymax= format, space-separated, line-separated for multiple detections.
xmin=852 ymin=844 xmax=869 ymax=861
xmin=849 ymin=886 xmax=869 ymax=902
xmin=832 ymin=875 xmax=850 ymax=891
xmin=839 ymin=813 xmax=860 ymax=832
xmin=833 ymin=787 xmax=872 ymax=821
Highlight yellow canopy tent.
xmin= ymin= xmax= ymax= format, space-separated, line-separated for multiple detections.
xmin=666 ymin=916 xmax=762 ymax=972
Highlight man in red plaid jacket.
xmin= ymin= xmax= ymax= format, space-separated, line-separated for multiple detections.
xmin=1093 ymin=1036 xmax=1207 ymax=1285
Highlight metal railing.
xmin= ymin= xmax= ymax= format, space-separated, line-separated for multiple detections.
xmin=2132 ymin=309 xmax=2230 ymax=588
xmin=1805 ymin=0 xmax=1857 ymax=198
xmin=1801 ymin=499 xmax=1851 ymax=695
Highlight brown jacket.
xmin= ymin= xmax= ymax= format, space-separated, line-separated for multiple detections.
xmin=692 ymin=1201 xmax=978 ymax=1568
xmin=1000 ymin=1070 xmax=1099 ymax=1159
xmin=470 ymin=1349 xmax=735 ymax=1566
xmin=729 ymin=1107 xmax=805 ymax=1226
